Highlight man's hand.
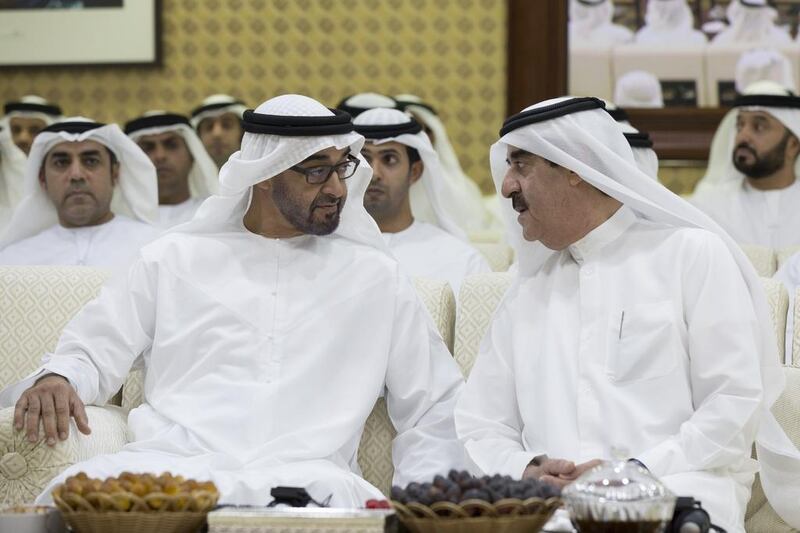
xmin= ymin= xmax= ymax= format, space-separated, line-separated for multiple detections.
xmin=13 ymin=374 xmax=91 ymax=446
xmin=523 ymin=457 xmax=602 ymax=488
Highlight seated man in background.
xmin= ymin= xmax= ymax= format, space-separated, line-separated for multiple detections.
xmin=0 ymin=120 xmax=28 ymax=229
xmin=354 ymin=107 xmax=489 ymax=296
xmin=0 ymin=118 xmax=159 ymax=268
xmin=1 ymin=95 xmax=467 ymax=507
xmin=692 ymin=82 xmax=800 ymax=248
xmin=190 ymin=94 xmax=246 ymax=168
xmin=3 ymin=95 xmax=62 ymax=155
xmin=455 ymin=97 xmax=800 ymax=533
xmin=126 ymin=111 xmax=218 ymax=228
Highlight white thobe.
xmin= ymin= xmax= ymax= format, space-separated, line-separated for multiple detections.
xmin=0 ymin=215 xmax=159 ymax=269
xmin=691 ymin=178 xmax=800 ymax=249
xmin=0 ymin=226 xmax=466 ymax=507
xmin=383 ymin=221 xmax=490 ymax=297
xmin=157 ymin=197 xmax=204 ymax=229
xmin=455 ymin=207 xmax=763 ymax=533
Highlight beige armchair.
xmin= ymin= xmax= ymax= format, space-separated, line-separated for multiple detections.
xmin=0 ymin=266 xmax=455 ymax=505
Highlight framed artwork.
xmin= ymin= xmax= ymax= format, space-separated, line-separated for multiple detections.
xmin=0 ymin=0 xmax=160 ymax=67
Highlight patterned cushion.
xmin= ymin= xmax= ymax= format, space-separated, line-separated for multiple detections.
xmin=759 ymin=278 xmax=788 ymax=366
xmin=792 ymin=288 xmax=800 ymax=369
xmin=776 ymin=246 xmax=800 ymax=272
xmin=472 ymin=242 xmax=514 ymax=272
xmin=745 ymin=367 xmax=800 ymax=532
xmin=0 ymin=406 xmax=79 ymax=506
xmin=411 ymin=277 xmax=455 ymax=352
xmin=453 ymin=272 xmax=512 ymax=376
xmin=0 ymin=266 xmax=109 ymax=391
xmin=741 ymin=245 xmax=777 ymax=278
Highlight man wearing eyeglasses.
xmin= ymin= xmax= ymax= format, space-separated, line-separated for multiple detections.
xmin=2 ymin=95 xmax=467 ymax=508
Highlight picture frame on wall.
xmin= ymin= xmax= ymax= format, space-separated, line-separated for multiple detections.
xmin=0 ymin=0 xmax=160 ymax=67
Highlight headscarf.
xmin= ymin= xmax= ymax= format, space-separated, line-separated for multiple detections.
xmin=614 ymin=70 xmax=664 ymax=108
xmin=735 ymin=48 xmax=797 ymax=95
xmin=694 ymin=80 xmax=800 ymax=193
xmin=569 ymin=0 xmax=634 ymax=47
xmin=2 ymin=95 xmax=62 ymax=126
xmin=635 ymin=0 xmax=707 ymax=46
xmin=493 ymin=96 xmax=800 ymax=527
xmin=125 ymin=111 xmax=219 ymax=198
xmin=0 ymin=118 xmax=159 ymax=247
xmin=170 ymin=94 xmax=386 ymax=253
xmin=711 ymin=0 xmax=791 ymax=47
xmin=353 ymin=107 xmax=466 ymax=240
xmin=189 ymin=94 xmax=247 ymax=130
xmin=336 ymin=93 xmax=397 ymax=118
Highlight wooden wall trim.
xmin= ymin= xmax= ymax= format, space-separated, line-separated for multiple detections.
xmin=506 ymin=0 xmax=568 ymax=116
xmin=506 ymin=0 xmax=724 ymax=161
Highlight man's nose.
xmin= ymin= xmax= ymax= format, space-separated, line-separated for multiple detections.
xmin=322 ymin=172 xmax=347 ymax=198
xmin=68 ymin=160 xmax=87 ymax=181
xmin=501 ymin=171 xmax=519 ymax=199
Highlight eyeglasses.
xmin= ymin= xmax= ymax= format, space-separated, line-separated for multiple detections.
xmin=290 ymin=155 xmax=360 ymax=185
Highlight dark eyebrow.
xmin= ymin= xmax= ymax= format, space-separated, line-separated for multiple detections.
xmin=377 ymin=148 xmax=401 ymax=155
xmin=48 ymin=151 xmax=72 ymax=159
xmin=78 ymin=150 xmax=103 ymax=157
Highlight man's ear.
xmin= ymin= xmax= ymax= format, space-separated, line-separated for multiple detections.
xmin=409 ymin=160 xmax=424 ymax=184
xmin=788 ymin=134 xmax=800 ymax=161
xmin=567 ymin=170 xmax=583 ymax=187
xmin=110 ymin=161 xmax=121 ymax=186
xmin=253 ymin=175 xmax=274 ymax=192
xmin=38 ymin=167 xmax=47 ymax=190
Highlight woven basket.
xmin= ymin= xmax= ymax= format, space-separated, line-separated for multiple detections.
xmin=52 ymin=483 xmax=218 ymax=533
xmin=391 ymin=497 xmax=562 ymax=533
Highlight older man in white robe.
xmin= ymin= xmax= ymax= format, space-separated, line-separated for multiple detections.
xmin=0 ymin=119 xmax=160 ymax=268
xmin=0 ymin=94 xmax=467 ymax=508
xmin=126 ymin=112 xmax=219 ymax=228
xmin=692 ymin=83 xmax=800 ymax=248
xmin=354 ymin=108 xmax=489 ymax=296
xmin=455 ymin=97 xmax=800 ymax=532
xmin=190 ymin=94 xmax=247 ymax=169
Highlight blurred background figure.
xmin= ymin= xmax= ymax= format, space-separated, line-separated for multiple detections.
xmin=635 ymin=0 xmax=707 ymax=46
xmin=2 ymin=95 xmax=62 ymax=155
xmin=711 ymin=0 xmax=791 ymax=47
xmin=614 ymin=70 xmax=664 ymax=108
xmin=190 ymin=94 xmax=246 ymax=169
xmin=569 ymin=0 xmax=634 ymax=47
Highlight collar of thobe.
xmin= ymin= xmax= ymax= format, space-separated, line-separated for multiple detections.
xmin=382 ymin=219 xmax=419 ymax=243
xmin=567 ymin=205 xmax=636 ymax=264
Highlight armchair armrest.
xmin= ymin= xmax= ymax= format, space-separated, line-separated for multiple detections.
xmin=0 ymin=405 xmax=129 ymax=506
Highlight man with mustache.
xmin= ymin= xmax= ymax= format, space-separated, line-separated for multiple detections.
xmin=0 ymin=118 xmax=159 ymax=268
xmin=191 ymin=94 xmax=247 ymax=169
xmin=692 ymin=82 xmax=800 ymax=248
xmin=0 ymin=95 xmax=467 ymax=507
xmin=455 ymin=97 xmax=800 ymax=532
xmin=126 ymin=112 xmax=218 ymax=228
xmin=354 ymin=108 xmax=489 ymax=296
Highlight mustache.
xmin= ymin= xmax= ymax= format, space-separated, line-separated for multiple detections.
xmin=64 ymin=185 xmax=94 ymax=199
xmin=511 ymin=192 xmax=528 ymax=212
xmin=312 ymin=193 xmax=341 ymax=210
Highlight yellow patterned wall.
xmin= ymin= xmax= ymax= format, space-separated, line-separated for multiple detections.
xmin=0 ymin=0 xmax=507 ymax=193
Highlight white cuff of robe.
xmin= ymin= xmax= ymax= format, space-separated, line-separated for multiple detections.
xmin=636 ymin=438 xmax=691 ymax=479
xmin=0 ymin=366 xmax=80 ymax=408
